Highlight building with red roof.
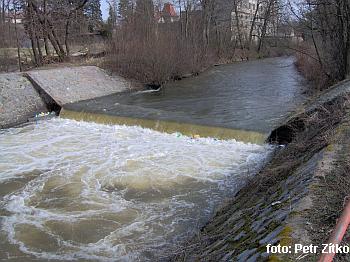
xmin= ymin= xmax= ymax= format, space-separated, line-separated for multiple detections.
xmin=155 ymin=2 xmax=179 ymax=23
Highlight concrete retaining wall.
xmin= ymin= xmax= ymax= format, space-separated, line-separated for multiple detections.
xmin=26 ymin=66 xmax=133 ymax=106
xmin=0 ymin=73 xmax=47 ymax=129
xmin=0 ymin=66 xmax=136 ymax=129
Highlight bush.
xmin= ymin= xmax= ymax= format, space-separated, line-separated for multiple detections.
xmin=294 ymin=43 xmax=332 ymax=91
xmin=104 ymin=25 xmax=214 ymax=85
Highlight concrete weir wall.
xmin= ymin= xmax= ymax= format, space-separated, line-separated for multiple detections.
xmin=0 ymin=73 xmax=47 ymax=129
xmin=0 ymin=66 xmax=133 ymax=129
xmin=25 ymin=66 xmax=133 ymax=106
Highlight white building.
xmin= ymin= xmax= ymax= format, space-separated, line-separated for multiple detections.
xmin=231 ymin=0 xmax=277 ymax=43
xmin=5 ymin=13 xmax=23 ymax=24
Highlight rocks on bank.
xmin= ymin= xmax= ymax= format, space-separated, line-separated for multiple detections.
xmin=172 ymin=79 xmax=350 ymax=262
xmin=0 ymin=66 xmax=137 ymax=129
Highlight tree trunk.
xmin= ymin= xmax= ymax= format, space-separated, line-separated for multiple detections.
xmin=14 ymin=5 xmax=22 ymax=71
xmin=248 ymin=0 xmax=260 ymax=48
xmin=36 ymin=35 xmax=43 ymax=60
xmin=28 ymin=3 xmax=41 ymax=66
xmin=257 ymin=0 xmax=274 ymax=52
xmin=65 ymin=18 xmax=71 ymax=56
xmin=1 ymin=0 xmax=5 ymax=24
xmin=43 ymin=0 xmax=50 ymax=56
xmin=202 ymin=0 xmax=214 ymax=48
xmin=29 ymin=0 xmax=66 ymax=60
xmin=233 ymin=0 xmax=243 ymax=49
xmin=185 ymin=7 xmax=189 ymax=39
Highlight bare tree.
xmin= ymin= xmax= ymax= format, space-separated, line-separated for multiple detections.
xmin=13 ymin=0 xmax=22 ymax=71
xmin=248 ymin=0 xmax=261 ymax=48
xmin=290 ymin=0 xmax=350 ymax=88
xmin=200 ymin=0 xmax=215 ymax=47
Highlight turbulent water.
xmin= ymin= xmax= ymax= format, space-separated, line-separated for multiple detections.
xmin=0 ymin=119 xmax=271 ymax=261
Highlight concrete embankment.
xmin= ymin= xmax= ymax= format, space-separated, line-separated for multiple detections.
xmin=0 ymin=73 xmax=47 ymax=129
xmin=25 ymin=66 xmax=134 ymax=106
xmin=0 ymin=66 xmax=136 ymax=129
xmin=173 ymin=79 xmax=350 ymax=262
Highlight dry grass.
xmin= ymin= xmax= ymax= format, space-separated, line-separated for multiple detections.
xmin=293 ymin=42 xmax=338 ymax=92
xmin=295 ymin=54 xmax=331 ymax=92
xmin=305 ymin=111 xmax=350 ymax=261
xmin=308 ymin=162 xmax=350 ymax=262
xmin=249 ymin=96 xmax=349 ymax=194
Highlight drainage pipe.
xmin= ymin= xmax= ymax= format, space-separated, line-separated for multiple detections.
xmin=318 ymin=198 xmax=350 ymax=262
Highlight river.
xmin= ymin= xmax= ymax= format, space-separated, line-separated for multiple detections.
xmin=0 ymin=57 xmax=306 ymax=261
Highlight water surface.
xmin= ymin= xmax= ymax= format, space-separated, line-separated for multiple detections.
xmin=65 ymin=57 xmax=306 ymax=134
xmin=0 ymin=119 xmax=270 ymax=261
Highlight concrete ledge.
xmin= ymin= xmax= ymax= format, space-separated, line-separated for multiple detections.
xmin=0 ymin=73 xmax=47 ymax=129
xmin=26 ymin=66 xmax=133 ymax=106
xmin=0 ymin=66 xmax=138 ymax=129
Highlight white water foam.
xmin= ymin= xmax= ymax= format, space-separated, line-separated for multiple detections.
xmin=0 ymin=118 xmax=272 ymax=261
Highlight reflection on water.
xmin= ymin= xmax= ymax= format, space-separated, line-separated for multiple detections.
xmin=0 ymin=119 xmax=271 ymax=261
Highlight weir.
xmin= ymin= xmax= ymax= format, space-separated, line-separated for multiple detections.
xmin=25 ymin=66 xmax=134 ymax=106
xmin=0 ymin=65 xmax=268 ymax=143
xmin=0 ymin=66 xmax=137 ymax=129
xmin=1 ymin=59 xmax=306 ymax=144
xmin=0 ymin=118 xmax=270 ymax=261
xmin=60 ymin=108 xmax=267 ymax=144
xmin=0 ymin=57 xmax=309 ymax=261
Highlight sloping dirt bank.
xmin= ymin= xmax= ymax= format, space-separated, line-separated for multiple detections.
xmin=171 ymin=80 xmax=350 ymax=261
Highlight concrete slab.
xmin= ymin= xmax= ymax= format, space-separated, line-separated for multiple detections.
xmin=0 ymin=73 xmax=47 ymax=129
xmin=26 ymin=66 xmax=133 ymax=106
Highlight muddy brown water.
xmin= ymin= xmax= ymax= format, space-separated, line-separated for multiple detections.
xmin=0 ymin=57 xmax=306 ymax=261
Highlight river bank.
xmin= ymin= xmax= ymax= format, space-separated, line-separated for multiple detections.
xmin=172 ymin=79 xmax=350 ymax=261
xmin=103 ymin=52 xmax=291 ymax=90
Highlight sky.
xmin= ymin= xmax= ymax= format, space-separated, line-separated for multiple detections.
xmin=100 ymin=0 xmax=170 ymax=21
xmin=101 ymin=0 xmax=109 ymax=21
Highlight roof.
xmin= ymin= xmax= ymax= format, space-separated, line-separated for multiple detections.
xmin=162 ymin=3 xmax=177 ymax=17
